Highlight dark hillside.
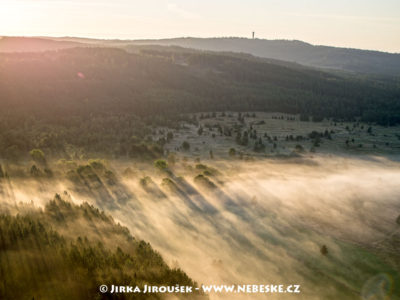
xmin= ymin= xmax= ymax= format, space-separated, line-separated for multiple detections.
xmin=0 ymin=194 xmax=202 ymax=299
xmin=0 ymin=47 xmax=399 ymax=124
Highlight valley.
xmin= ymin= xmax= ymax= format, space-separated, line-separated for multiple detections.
xmin=1 ymin=112 xmax=399 ymax=299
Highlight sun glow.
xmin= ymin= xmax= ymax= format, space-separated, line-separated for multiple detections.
xmin=0 ymin=1 xmax=74 ymax=37
xmin=0 ymin=0 xmax=399 ymax=52
xmin=0 ymin=2 xmax=25 ymax=29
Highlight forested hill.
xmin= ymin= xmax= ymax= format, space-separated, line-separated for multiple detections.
xmin=0 ymin=47 xmax=399 ymax=125
xmin=0 ymin=194 xmax=202 ymax=299
xmin=0 ymin=36 xmax=84 ymax=52
xmin=3 ymin=36 xmax=400 ymax=77
xmin=131 ymin=37 xmax=400 ymax=77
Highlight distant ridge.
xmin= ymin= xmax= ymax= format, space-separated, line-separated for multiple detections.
xmin=0 ymin=36 xmax=83 ymax=52
xmin=129 ymin=37 xmax=400 ymax=77
xmin=1 ymin=36 xmax=399 ymax=76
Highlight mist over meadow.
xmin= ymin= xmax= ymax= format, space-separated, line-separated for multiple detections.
xmin=2 ymin=155 xmax=399 ymax=299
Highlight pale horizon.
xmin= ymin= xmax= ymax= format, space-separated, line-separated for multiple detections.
xmin=1 ymin=0 xmax=399 ymax=53
xmin=2 ymin=34 xmax=400 ymax=54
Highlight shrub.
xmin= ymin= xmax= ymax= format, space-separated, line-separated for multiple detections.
xmin=0 ymin=165 xmax=4 ymax=178
xmin=88 ymin=159 xmax=106 ymax=170
xmin=294 ymin=144 xmax=305 ymax=153
xmin=154 ymin=159 xmax=168 ymax=170
xmin=139 ymin=176 xmax=152 ymax=187
xmin=194 ymin=174 xmax=217 ymax=189
xmin=182 ymin=141 xmax=190 ymax=151
xmin=161 ymin=177 xmax=177 ymax=190
xmin=30 ymin=149 xmax=46 ymax=165
xmin=195 ymin=164 xmax=207 ymax=170
xmin=30 ymin=165 xmax=41 ymax=177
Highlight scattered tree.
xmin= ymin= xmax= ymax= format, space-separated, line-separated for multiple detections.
xmin=30 ymin=149 xmax=46 ymax=165
xmin=154 ymin=159 xmax=168 ymax=170
xmin=182 ymin=141 xmax=190 ymax=151
xmin=167 ymin=131 xmax=174 ymax=141
xmin=320 ymin=245 xmax=328 ymax=256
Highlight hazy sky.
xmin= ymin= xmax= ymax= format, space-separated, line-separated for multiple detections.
xmin=1 ymin=0 xmax=399 ymax=52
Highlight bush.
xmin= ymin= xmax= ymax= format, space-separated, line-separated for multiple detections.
xmin=195 ymin=164 xmax=207 ymax=170
xmin=167 ymin=132 xmax=174 ymax=141
xmin=182 ymin=141 xmax=190 ymax=151
xmin=294 ymin=144 xmax=305 ymax=153
xmin=30 ymin=165 xmax=41 ymax=177
xmin=88 ymin=159 xmax=106 ymax=170
xmin=154 ymin=159 xmax=168 ymax=170
xmin=194 ymin=174 xmax=217 ymax=189
xmin=0 ymin=165 xmax=4 ymax=178
xmin=161 ymin=178 xmax=178 ymax=190
xmin=139 ymin=176 xmax=153 ymax=187
xmin=44 ymin=168 xmax=53 ymax=177
xmin=30 ymin=149 xmax=46 ymax=165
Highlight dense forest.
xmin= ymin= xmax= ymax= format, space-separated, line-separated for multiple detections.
xmin=1 ymin=46 xmax=399 ymax=123
xmin=0 ymin=46 xmax=399 ymax=160
xmin=0 ymin=194 xmax=202 ymax=299
xmin=0 ymin=112 xmax=169 ymax=161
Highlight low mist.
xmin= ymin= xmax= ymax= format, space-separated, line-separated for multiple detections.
xmin=1 ymin=155 xmax=399 ymax=299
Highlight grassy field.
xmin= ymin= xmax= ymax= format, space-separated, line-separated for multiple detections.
xmin=161 ymin=112 xmax=400 ymax=160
